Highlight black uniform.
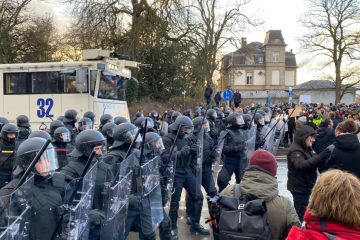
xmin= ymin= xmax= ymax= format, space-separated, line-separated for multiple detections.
xmin=0 ymin=138 xmax=17 ymax=188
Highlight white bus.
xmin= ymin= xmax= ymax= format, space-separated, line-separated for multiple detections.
xmin=0 ymin=49 xmax=139 ymax=128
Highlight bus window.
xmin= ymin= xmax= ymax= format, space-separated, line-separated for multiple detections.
xmin=90 ymin=70 xmax=97 ymax=96
xmin=31 ymin=72 xmax=60 ymax=94
xmin=62 ymin=73 xmax=77 ymax=93
xmin=98 ymin=73 xmax=126 ymax=100
xmin=4 ymin=73 xmax=29 ymax=94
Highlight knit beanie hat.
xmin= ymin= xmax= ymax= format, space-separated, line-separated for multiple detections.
xmin=249 ymin=149 xmax=277 ymax=177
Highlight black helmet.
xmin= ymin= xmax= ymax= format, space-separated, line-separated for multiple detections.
xmin=15 ymin=138 xmax=58 ymax=176
xmin=83 ymin=111 xmax=96 ymax=122
xmin=135 ymin=112 xmax=144 ymax=119
xmin=141 ymin=117 xmax=154 ymax=130
xmin=183 ymin=109 xmax=192 ymax=118
xmin=169 ymin=116 xmax=194 ymax=135
xmin=144 ymin=132 xmax=164 ymax=155
xmin=226 ymin=113 xmax=244 ymax=127
xmin=112 ymin=123 xmax=139 ymax=148
xmin=57 ymin=116 xmax=65 ymax=122
xmin=64 ymin=109 xmax=78 ymax=123
xmin=114 ymin=116 xmax=128 ymax=125
xmin=193 ymin=117 xmax=209 ymax=133
xmin=171 ymin=111 xmax=182 ymax=123
xmin=100 ymin=114 xmax=113 ymax=128
xmin=242 ymin=114 xmax=252 ymax=127
xmin=216 ymin=110 xmax=225 ymax=120
xmin=257 ymin=110 xmax=266 ymax=117
xmin=101 ymin=122 xmax=117 ymax=138
xmin=134 ymin=117 xmax=145 ymax=129
xmin=29 ymin=130 xmax=52 ymax=140
xmin=0 ymin=117 xmax=9 ymax=132
xmin=49 ymin=120 xmax=65 ymax=136
xmin=150 ymin=111 xmax=159 ymax=119
xmin=1 ymin=123 xmax=19 ymax=142
xmin=206 ymin=109 xmax=217 ymax=120
xmin=166 ymin=110 xmax=174 ymax=123
xmin=16 ymin=115 xmax=30 ymax=128
xmin=54 ymin=127 xmax=71 ymax=143
xmin=70 ymin=130 xmax=106 ymax=157
xmin=78 ymin=117 xmax=93 ymax=131
xmin=193 ymin=108 xmax=202 ymax=118
xmin=254 ymin=113 xmax=265 ymax=126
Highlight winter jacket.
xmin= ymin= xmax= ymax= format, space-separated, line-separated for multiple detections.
xmin=326 ymin=133 xmax=360 ymax=178
xmin=313 ymin=127 xmax=335 ymax=154
xmin=286 ymin=209 xmax=360 ymax=240
xmin=287 ymin=125 xmax=323 ymax=195
xmin=221 ymin=168 xmax=300 ymax=240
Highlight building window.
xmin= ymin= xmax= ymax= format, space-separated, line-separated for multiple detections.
xmin=258 ymin=56 xmax=264 ymax=64
xmin=272 ymin=51 xmax=280 ymax=62
xmin=246 ymin=73 xmax=253 ymax=85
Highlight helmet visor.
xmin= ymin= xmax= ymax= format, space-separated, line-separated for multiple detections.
xmin=80 ymin=121 xmax=93 ymax=130
xmin=147 ymin=138 xmax=165 ymax=154
xmin=264 ymin=115 xmax=270 ymax=122
xmin=236 ymin=116 xmax=245 ymax=125
xmin=258 ymin=118 xmax=265 ymax=126
xmin=61 ymin=132 xmax=71 ymax=143
xmin=181 ymin=126 xmax=193 ymax=135
xmin=202 ymin=122 xmax=210 ymax=132
xmin=125 ymin=128 xmax=141 ymax=143
xmin=36 ymin=148 xmax=59 ymax=175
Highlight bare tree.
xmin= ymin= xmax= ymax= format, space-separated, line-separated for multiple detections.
xmin=301 ymin=0 xmax=360 ymax=103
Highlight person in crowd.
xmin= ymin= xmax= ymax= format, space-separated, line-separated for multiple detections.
xmin=313 ymin=118 xmax=335 ymax=154
xmin=322 ymin=119 xmax=360 ymax=178
xmin=233 ymin=90 xmax=242 ymax=108
xmin=204 ymin=84 xmax=213 ymax=105
xmin=286 ymin=169 xmax=360 ymax=239
xmin=328 ymin=111 xmax=339 ymax=129
xmin=222 ymin=150 xmax=300 ymax=239
xmin=214 ymin=91 xmax=222 ymax=107
xmin=305 ymin=114 xmax=318 ymax=130
xmin=287 ymin=125 xmax=331 ymax=222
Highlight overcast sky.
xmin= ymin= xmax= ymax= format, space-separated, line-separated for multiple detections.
xmin=30 ymin=0 xmax=315 ymax=84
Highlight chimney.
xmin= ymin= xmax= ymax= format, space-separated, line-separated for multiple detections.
xmin=290 ymin=49 xmax=293 ymax=53
xmin=241 ymin=37 xmax=247 ymax=48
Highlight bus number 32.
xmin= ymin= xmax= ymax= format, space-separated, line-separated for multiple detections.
xmin=37 ymin=98 xmax=54 ymax=118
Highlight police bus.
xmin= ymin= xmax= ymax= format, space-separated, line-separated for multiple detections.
xmin=0 ymin=49 xmax=139 ymax=128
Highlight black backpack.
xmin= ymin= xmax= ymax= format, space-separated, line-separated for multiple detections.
xmin=216 ymin=184 xmax=271 ymax=240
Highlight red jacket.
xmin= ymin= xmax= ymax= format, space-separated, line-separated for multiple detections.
xmin=287 ymin=209 xmax=360 ymax=240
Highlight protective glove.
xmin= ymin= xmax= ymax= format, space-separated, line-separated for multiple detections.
xmin=191 ymin=144 xmax=198 ymax=155
xmin=180 ymin=145 xmax=191 ymax=157
xmin=319 ymin=148 xmax=331 ymax=160
xmin=88 ymin=209 xmax=106 ymax=225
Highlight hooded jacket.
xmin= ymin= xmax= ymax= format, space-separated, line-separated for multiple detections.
xmin=313 ymin=127 xmax=335 ymax=154
xmin=327 ymin=133 xmax=360 ymax=178
xmin=287 ymin=125 xmax=323 ymax=195
xmin=221 ymin=168 xmax=300 ymax=240
xmin=286 ymin=209 xmax=360 ymax=240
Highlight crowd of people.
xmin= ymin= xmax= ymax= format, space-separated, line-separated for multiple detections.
xmin=0 ymin=100 xmax=358 ymax=240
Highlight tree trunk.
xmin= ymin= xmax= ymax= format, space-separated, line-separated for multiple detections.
xmin=335 ymin=63 xmax=342 ymax=104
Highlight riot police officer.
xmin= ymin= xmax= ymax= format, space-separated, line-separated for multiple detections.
xmin=61 ymin=129 xmax=106 ymax=179
xmin=84 ymin=111 xmax=96 ymax=123
xmin=78 ymin=117 xmax=93 ymax=132
xmin=0 ymin=117 xmax=9 ymax=132
xmin=162 ymin=116 xmax=208 ymax=236
xmin=49 ymin=120 xmax=65 ymax=139
xmin=254 ymin=113 xmax=267 ymax=150
xmin=114 ymin=116 xmax=128 ymax=125
xmin=16 ymin=115 xmax=31 ymax=142
xmin=101 ymin=122 xmax=117 ymax=149
xmin=150 ymin=110 xmax=160 ymax=130
xmin=217 ymin=113 xmax=247 ymax=193
xmin=63 ymin=109 xmax=79 ymax=143
xmin=170 ymin=111 xmax=181 ymax=124
xmin=29 ymin=130 xmax=52 ymax=140
xmin=52 ymin=127 xmax=73 ymax=167
xmin=0 ymin=124 xmax=18 ymax=188
xmin=242 ymin=114 xmax=253 ymax=130
xmin=9 ymin=137 xmax=65 ymax=240
xmin=206 ymin=109 xmax=220 ymax=145
xmin=99 ymin=114 xmax=113 ymax=132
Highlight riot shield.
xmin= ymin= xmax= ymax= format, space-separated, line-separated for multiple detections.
xmin=244 ymin=125 xmax=257 ymax=160
xmin=212 ymin=130 xmax=229 ymax=186
xmin=195 ymin=128 xmax=204 ymax=195
xmin=262 ymin=126 xmax=275 ymax=152
xmin=0 ymin=176 xmax=34 ymax=240
xmin=101 ymin=163 xmax=132 ymax=240
xmin=140 ymin=156 xmax=164 ymax=233
xmin=271 ymin=120 xmax=285 ymax=156
xmin=61 ymin=162 xmax=98 ymax=240
xmin=163 ymin=153 xmax=176 ymax=216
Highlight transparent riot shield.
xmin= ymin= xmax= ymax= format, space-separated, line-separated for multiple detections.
xmin=195 ymin=128 xmax=204 ymax=195
xmin=101 ymin=163 xmax=132 ymax=240
xmin=212 ymin=130 xmax=229 ymax=186
xmin=271 ymin=121 xmax=285 ymax=156
xmin=244 ymin=125 xmax=257 ymax=160
xmin=140 ymin=156 xmax=164 ymax=233
xmin=62 ymin=162 xmax=98 ymax=240
xmin=0 ymin=176 xmax=34 ymax=240
xmin=262 ymin=125 xmax=275 ymax=152
xmin=163 ymin=153 xmax=176 ymax=216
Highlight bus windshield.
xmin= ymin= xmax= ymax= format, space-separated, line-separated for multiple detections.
xmin=98 ymin=72 xmax=127 ymax=100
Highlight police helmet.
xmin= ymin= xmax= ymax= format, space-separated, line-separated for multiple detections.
xmin=135 ymin=111 xmax=144 ymax=119
xmin=226 ymin=113 xmax=244 ymax=127
xmin=171 ymin=111 xmax=182 ymax=123
xmin=16 ymin=137 xmax=58 ymax=176
xmin=70 ymin=130 xmax=106 ymax=157
xmin=206 ymin=109 xmax=217 ymax=120
xmin=57 ymin=116 xmax=65 ymax=122
xmin=193 ymin=117 xmax=209 ymax=133
xmin=100 ymin=114 xmax=113 ymax=128
xmin=112 ymin=123 xmax=139 ymax=148
xmin=254 ymin=113 xmax=265 ymax=126
xmin=16 ymin=115 xmax=30 ymax=128
xmin=101 ymin=122 xmax=117 ymax=138
xmin=1 ymin=123 xmax=19 ymax=142
xmin=49 ymin=120 xmax=65 ymax=136
xmin=144 ymin=132 xmax=164 ymax=155
xmin=169 ymin=115 xmax=194 ymax=135
xmin=134 ymin=117 xmax=145 ymax=129
xmin=216 ymin=110 xmax=225 ymax=120
xmin=150 ymin=111 xmax=159 ymax=119
xmin=0 ymin=117 xmax=9 ymax=132
xmin=29 ymin=130 xmax=52 ymax=140
xmin=78 ymin=117 xmax=93 ymax=131
xmin=193 ymin=108 xmax=202 ymax=118
xmin=114 ymin=116 xmax=128 ymax=125
xmin=242 ymin=114 xmax=252 ymax=127
xmin=54 ymin=127 xmax=71 ymax=143
xmin=83 ymin=111 xmax=96 ymax=122
xmin=142 ymin=117 xmax=155 ymax=130
xmin=64 ymin=109 xmax=78 ymax=123
xmin=183 ymin=109 xmax=192 ymax=118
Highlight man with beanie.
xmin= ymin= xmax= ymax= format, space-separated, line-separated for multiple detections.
xmin=221 ymin=150 xmax=300 ymax=239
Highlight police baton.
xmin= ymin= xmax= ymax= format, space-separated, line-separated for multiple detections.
xmin=139 ymin=119 xmax=148 ymax=165
xmin=249 ymin=104 xmax=259 ymax=130
xmin=125 ymin=128 xmax=141 ymax=158
xmin=51 ymin=151 xmax=96 ymax=240
xmin=14 ymin=139 xmax=52 ymax=191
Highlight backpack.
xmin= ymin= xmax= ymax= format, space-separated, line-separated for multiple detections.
xmin=217 ymin=184 xmax=271 ymax=240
